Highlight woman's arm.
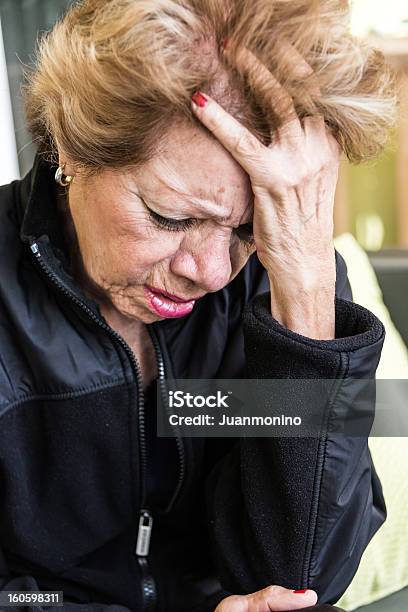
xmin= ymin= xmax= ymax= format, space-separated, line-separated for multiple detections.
xmin=191 ymin=43 xmax=340 ymax=342
xmin=205 ymin=251 xmax=386 ymax=604
xmin=192 ymin=45 xmax=386 ymax=606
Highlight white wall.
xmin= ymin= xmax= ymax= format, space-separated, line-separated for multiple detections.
xmin=351 ymin=0 xmax=408 ymax=37
xmin=0 ymin=17 xmax=19 ymax=186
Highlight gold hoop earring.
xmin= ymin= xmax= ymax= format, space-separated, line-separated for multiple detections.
xmin=55 ymin=164 xmax=74 ymax=187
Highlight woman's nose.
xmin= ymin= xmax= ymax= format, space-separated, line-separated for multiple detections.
xmin=170 ymin=230 xmax=232 ymax=292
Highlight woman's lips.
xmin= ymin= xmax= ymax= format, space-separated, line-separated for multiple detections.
xmin=144 ymin=285 xmax=200 ymax=318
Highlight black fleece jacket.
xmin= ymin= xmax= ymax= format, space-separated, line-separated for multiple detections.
xmin=0 ymin=157 xmax=385 ymax=612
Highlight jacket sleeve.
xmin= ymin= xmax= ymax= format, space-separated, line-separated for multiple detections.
xmin=205 ymin=250 xmax=386 ymax=604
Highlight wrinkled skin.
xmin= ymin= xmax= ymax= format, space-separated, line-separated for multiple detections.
xmin=63 ymin=121 xmax=255 ymax=323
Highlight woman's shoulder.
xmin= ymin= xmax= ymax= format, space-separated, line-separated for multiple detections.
xmin=0 ymin=176 xmax=29 ymax=295
xmin=0 ymin=166 xmax=34 ymax=230
xmin=0 ymin=179 xmax=19 ymax=228
xmin=0 ymin=169 xmax=34 ymax=259
xmin=0 ymin=179 xmax=31 ymax=407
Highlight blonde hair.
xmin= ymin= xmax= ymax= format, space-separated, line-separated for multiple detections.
xmin=24 ymin=0 xmax=396 ymax=172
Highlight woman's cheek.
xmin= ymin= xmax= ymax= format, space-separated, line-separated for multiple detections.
xmin=113 ymin=232 xmax=182 ymax=274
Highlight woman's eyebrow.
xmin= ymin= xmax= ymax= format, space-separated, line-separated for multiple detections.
xmin=130 ymin=188 xmax=221 ymax=218
xmin=128 ymin=186 xmax=253 ymax=224
xmin=131 ymin=191 xmax=201 ymax=221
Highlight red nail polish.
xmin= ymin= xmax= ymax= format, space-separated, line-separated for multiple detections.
xmin=293 ymin=589 xmax=308 ymax=594
xmin=192 ymin=91 xmax=208 ymax=108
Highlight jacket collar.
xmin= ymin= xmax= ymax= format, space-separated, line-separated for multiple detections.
xmin=18 ymin=155 xmax=105 ymax=318
xmin=20 ymin=154 xmax=67 ymax=250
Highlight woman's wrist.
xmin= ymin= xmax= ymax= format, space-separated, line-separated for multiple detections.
xmin=267 ymin=272 xmax=336 ymax=340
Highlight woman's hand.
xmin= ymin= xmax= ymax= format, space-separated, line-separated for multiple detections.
xmin=215 ymin=584 xmax=318 ymax=611
xmin=191 ymin=46 xmax=341 ymax=340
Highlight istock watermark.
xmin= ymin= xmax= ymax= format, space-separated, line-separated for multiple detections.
xmin=156 ymin=379 xmax=408 ymax=438
xmin=157 ymin=380 xmax=310 ymax=438
xmin=168 ymin=390 xmax=232 ymax=408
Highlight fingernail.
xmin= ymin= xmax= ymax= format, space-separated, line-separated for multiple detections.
xmin=192 ymin=91 xmax=208 ymax=108
xmin=293 ymin=589 xmax=308 ymax=594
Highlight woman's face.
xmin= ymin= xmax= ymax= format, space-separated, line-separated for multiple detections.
xmin=65 ymin=122 xmax=256 ymax=323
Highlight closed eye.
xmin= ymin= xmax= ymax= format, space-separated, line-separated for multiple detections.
xmin=144 ymin=195 xmax=253 ymax=242
xmin=146 ymin=207 xmax=199 ymax=232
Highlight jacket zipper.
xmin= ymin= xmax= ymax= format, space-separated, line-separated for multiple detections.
xmin=148 ymin=327 xmax=186 ymax=514
xmin=29 ymin=241 xmax=158 ymax=611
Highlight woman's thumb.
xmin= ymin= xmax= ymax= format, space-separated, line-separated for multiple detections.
xmin=216 ymin=585 xmax=318 ymax=611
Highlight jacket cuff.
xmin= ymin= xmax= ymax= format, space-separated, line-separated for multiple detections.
xmin=243 ymin=293 xmax=385 ymax=379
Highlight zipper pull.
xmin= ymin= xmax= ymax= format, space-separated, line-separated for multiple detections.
xmin=30 ymin=243 xmax=40 ymax=257
xmin=136 ymin=510 xmax=153 ymax=557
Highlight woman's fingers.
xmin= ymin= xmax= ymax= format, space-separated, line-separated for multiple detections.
xmin=247 ymin=585 xmax=318 ymax=612
xmin=191 ymin=92 xmax=268 ymax=180
xmin=276 ymin=38 xmax=321 ymax=96
xmin=191 ymin=40 xmax=325 ymax=165
xmin=222 ymin=39 xmax=324 ymax=141
xmin=215 ymin=585 xmax=318 ymax=612
xmin=222 ymin=43 xmax=299 ymax=127
xmin=273 ymin=39 xmax=326 ymax=136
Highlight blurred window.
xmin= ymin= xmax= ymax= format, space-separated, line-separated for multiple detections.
xmin=0 ymin=0 xmax=72 ymax=177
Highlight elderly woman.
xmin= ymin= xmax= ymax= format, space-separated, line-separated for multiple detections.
xmin=0 ymin=0 xmax=395 ymax=611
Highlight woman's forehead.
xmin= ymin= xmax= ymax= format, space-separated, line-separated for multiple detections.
xmin=131 ymin=125 xmax=253 ymax=220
